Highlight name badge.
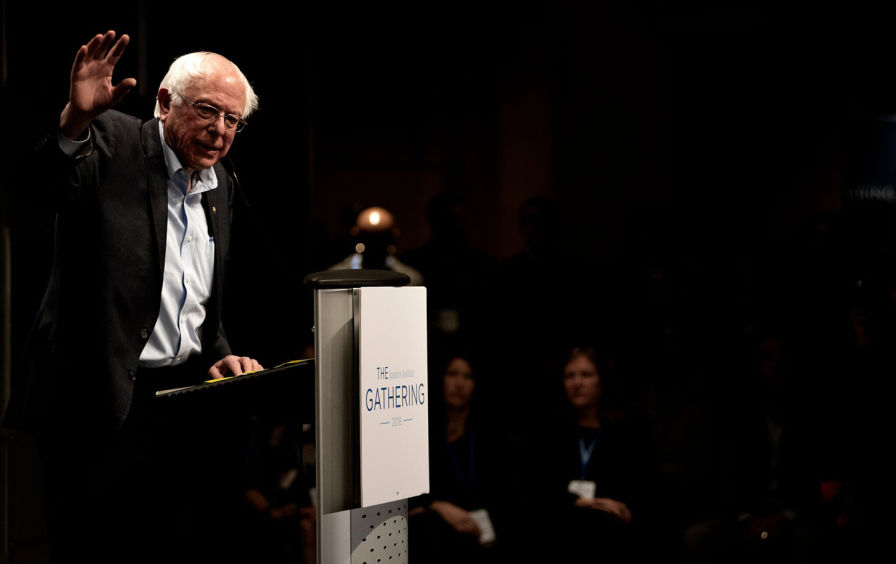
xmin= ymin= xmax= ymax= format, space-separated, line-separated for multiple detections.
xmin=469 ymin=508 xmax=496 ymax=545
xmin=568 ymin=479 xmax=596 ymax=499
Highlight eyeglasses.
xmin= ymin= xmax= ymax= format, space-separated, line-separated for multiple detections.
xmin=180 ymin=95 xmax=247 ymax=132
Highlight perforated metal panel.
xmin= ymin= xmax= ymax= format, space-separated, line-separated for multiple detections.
xmin=350 ymin=500 xmax=409 ymax=564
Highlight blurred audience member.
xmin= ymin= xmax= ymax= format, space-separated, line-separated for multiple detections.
xmin=683 ymin=325 xmax=846 ymax=564
xmin=475 ymin=196 xmax=599 ymax=438
xmin=243 ymin=415 xmax=312 ymax=563
xmin=241 ymin=341 xmax=316 ymax=564
xmin=534 ymin=343 xmax=652 ymax=562
xmin=400 ymin=190 xmax=494 ymax=361
xmin=409 ymin=349 xmax=513 ymax=564
xmin=638 ymin=322 xmax=721 ymax=564
xmin=328 ymin=205 xmax=423 ymax=285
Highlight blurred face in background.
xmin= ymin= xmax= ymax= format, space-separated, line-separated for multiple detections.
xmin=563 ymin=352 xmax=601 ymax=410
xmin=443 ymin=357 xmax=475 ymax=409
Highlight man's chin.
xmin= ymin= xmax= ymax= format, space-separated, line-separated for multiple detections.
xmin=188 ymin=155 xmax=221 ymax=170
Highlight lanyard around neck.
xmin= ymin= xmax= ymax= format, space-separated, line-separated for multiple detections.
xmin=445 ymin=430 xmax=476 ymax=494
xmin=578 ymin=434 xmax=598 ymax=479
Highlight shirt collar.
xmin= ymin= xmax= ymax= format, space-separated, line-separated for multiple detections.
xmin=158 ymin=120 xmax=218 ymax=195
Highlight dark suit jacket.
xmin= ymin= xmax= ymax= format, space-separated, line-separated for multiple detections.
xmin=5 ymin=110 xmax=236 ymax=432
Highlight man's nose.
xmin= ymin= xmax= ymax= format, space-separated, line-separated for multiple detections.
xmin=208 ymin=115 xmax=228 ymax=135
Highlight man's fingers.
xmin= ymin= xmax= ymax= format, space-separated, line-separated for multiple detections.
xmin=71 ymin=44 xmax=88 ymax=71
xmin=83 ymin=34 xmax=102 ymax=57
xmin=85 ymin=32 xmax=110 ymax=60
xmin=106 ymin=33 xmax=130 ymax=65
xmin=225 ymin=356 xmax=244 ymax=376
xmin=99 ymin=30 xmax=116 ymax=55
xmin=208 ymin=355 xmax=264 ymax=379
xmin=111 ymin=78 xmax=137 ymax=105
xmin=240 ymin=356 xmax=263 ymax=373
xmin=97 ymin=32 xmax=113 ymax=59
xmin=208 ymin=357 xmax=240 ymax=378
xmin=231 ymin=356 xmax=263 ymax=375
xmin=83 ymin=31 xmax=120 ymax=63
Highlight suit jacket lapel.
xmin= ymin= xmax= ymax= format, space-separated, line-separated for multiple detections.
xmin=203 ymin=187 xmax=221 ymax=240
xmin=202 ymin=172 xmax=226 ymax=308
xmin=203 ymin=187 xmax=222 ymax=284
xmin=141 ymin=118 xmax=168 ymax=278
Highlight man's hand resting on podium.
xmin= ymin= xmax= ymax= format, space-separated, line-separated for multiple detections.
xmin=208 ymin=355 xmax=264 ymax=379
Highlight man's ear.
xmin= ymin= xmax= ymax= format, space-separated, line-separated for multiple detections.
xmin=157 ymin=88 xmax=172 ymax=120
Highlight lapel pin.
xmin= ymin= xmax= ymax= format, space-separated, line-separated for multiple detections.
xmin=212 ymin=206 xmax=217 ymax=215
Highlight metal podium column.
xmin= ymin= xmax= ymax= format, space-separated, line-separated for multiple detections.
xmin=306 ymin=270 xmax=413 ymax=564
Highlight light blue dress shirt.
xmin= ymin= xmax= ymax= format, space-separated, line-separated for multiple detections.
xmin=139 ymin=121 xmax=218 ymax=367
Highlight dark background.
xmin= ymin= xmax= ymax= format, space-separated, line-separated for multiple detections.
xmin=4 ymin=1 xmax=896 ymax=561
xmin=4 ymin=1 xmax=896 ymax=360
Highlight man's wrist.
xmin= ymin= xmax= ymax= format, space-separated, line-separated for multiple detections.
xmin=59 ymin=103 xmax=95 ymax=142
xmin=57 ymin=128 xmax=92 ymax=157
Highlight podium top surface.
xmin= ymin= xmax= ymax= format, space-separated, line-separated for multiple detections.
xmin=303 ymin=269 xmax=410 ymax=289
xmin=153 ymin=358 xmax=315 ymax=419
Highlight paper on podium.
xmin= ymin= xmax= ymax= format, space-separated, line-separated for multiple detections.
xmin=153 ymin=358 xmax=315 ymax=419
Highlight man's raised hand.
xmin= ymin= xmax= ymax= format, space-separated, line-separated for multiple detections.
xmin=61 ymin=30 xmax=136 ymax=139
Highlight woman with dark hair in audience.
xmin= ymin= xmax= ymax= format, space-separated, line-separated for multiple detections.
xmin=408 ymin=347 xmax=512 ymax=564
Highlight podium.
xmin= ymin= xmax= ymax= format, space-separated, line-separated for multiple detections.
xmin=306 ymin=269 xmax=429 ymax=564
xmin=150 ymin=269 xmax=429 ymax=564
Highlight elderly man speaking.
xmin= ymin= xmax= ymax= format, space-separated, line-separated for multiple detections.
xmin=5 ymin=30 xmax=268 ymax=563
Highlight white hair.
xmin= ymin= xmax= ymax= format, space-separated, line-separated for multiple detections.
xmin=153 ymin=51 xmax=258 ymax=118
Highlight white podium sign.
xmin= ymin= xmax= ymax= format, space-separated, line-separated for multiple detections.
xmin=357 ymin=286 xmax=430 ymax=507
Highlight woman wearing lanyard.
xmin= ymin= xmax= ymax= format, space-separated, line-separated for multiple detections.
xmin=546 ymin=343 xmax=651 ymax=561
xmin=409 ymin=349 xmax=509 ymax=564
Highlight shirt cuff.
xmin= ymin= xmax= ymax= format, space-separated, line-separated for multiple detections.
xmin=57 ymin=128 xmax=91 ymax=156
